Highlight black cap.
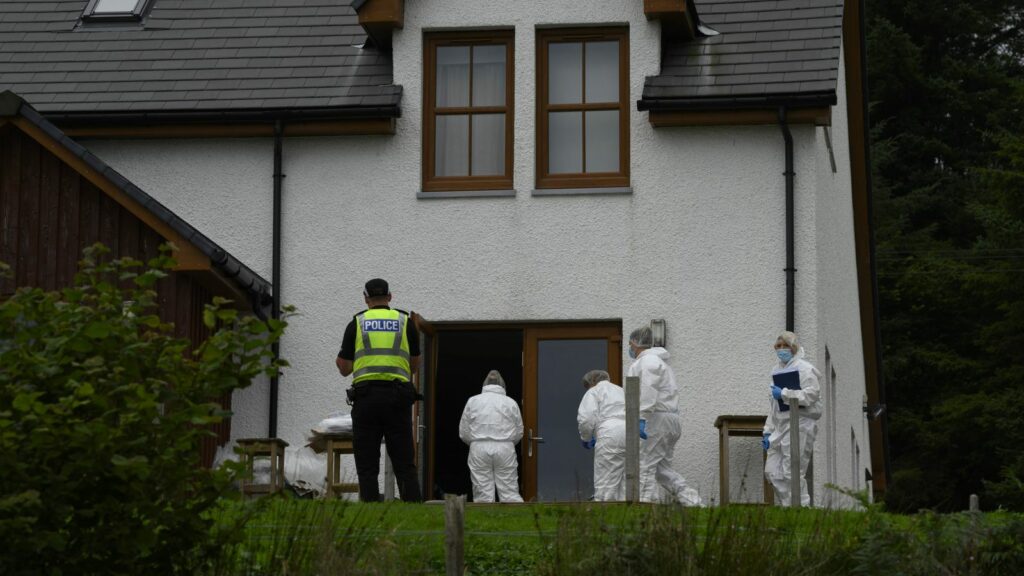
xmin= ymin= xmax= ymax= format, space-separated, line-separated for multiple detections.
xmin=364 ymin=278 xmax=390 ymax=298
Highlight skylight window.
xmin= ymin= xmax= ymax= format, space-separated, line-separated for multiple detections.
xmin=83 ymin=0 xmax=149 ymax=21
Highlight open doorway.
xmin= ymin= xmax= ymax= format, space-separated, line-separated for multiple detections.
xmin=427 ymin=329 xmax=523 ymax=500
xmin=421 ymin=321 xmax=621 ymax=501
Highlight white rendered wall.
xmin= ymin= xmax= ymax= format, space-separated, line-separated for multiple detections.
xmin=79 ymin=0 xmax=867 ymax=505
xmin=84 ymin=138 xmax=275 ymax=282
xmin=810 ymin=46 xmax=871 ymax=508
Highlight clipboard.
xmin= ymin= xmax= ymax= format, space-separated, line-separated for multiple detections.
xmin=772 ymin=369 xmax=801 ymax=412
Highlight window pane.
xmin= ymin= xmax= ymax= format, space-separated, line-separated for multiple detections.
xmin=435 ymin=115 xmax=469 ymax=177
xmin=585 ymin=110 xmax=619 ymax=173
xmin=472 ymin=45 xmax=506 ymax=107
xmin=471 ymin=114 xmax=505 ymax=176
xmin=585 ymin=41 xmax=619 ymax=103
xmin=436 ymin=46 xmax=470 ymax=108
xmin=548 ymin=111 xmax=582 ymax=174
xmin=548 ymin=42 xmax=582 ymax=105
xmin=94 ymin=0 xmax=140 ymax=12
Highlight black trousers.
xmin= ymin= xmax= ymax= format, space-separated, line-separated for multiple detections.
xmin=351 ymin=380 xmax=423 ymax=502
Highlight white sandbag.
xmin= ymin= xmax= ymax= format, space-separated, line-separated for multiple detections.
xmin=251 ymin=458 xmax=271 ymax=486
xmin=312 ymin=412 xmax=353 ymax=436
xmin=284 ymin=445 xmax=327 ymax=497
xmin=212 ymin=442 xmax=239 ymax=469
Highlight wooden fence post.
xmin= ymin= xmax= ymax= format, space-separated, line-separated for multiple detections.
xmin=625 ymin=375 xmax=640 ymax=503
xmin=445 ymin=494 xmax=465 ymax=576
xmin=788 ymin=397 xmax=801 ymax=508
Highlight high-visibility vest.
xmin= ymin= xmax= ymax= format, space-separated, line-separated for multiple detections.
xmin=352 ymin=308 xmax=411 ymax=383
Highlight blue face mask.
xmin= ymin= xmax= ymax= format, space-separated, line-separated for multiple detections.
xmin=628 ymin=347 xmax=636 ymax=360
xmin=777 ymin=349 xmax=793 ymax=364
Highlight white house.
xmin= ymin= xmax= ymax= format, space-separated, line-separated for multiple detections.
xmin=0 ymin=0 xmax=887 ymax=505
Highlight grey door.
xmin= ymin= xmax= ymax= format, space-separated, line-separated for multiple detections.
xmin=523 ymin=325 xmax=621 ymax=501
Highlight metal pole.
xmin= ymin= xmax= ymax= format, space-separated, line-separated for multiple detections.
xmin=625 ymin=376 xmax=640 ymax=502
xmin=788 ymin=397 xmax=801 ymax=508
xmin=444 ymin=494 xmax=465 ymax=576
xmin=268 ymin=120 xmax=284 ymax=438
xmin=778 ymin=106 xmax=796 ymax=332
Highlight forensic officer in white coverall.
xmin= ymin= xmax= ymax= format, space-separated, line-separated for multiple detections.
xmin=577 ymin=369 xmax=626 ymax=501
xmin=458 ymin=370 xmax=524 ymax=503
xmin=763 ymin=330 xmax=822 ymax=507
xmin=627 ymin=326 xmax=702 ymax=505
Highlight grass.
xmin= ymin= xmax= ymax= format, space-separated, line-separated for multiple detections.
xmin=204 ymin=499 xmax=1024 ymax=575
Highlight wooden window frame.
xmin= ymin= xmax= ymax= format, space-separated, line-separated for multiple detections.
xmin=536 ymin=27 xmax=629 ymax=190
xmin=422 ymin=30 xmax=515 ymax=192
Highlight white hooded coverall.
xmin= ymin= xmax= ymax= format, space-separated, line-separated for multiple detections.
xmin=459 ymin=384 xmax=524 ymax=503
xmin=763 ymin=348 xmax=822 ymax=506
xmin=627 ymin=347 xmax=702 ymax=505
xmin=577 ymin=380 xmax=626 ymax=501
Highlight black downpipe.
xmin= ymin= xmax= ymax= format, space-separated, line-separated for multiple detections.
xmin=779 ymin=107 xmax=796 ymax=331
xmin=269 ymin=121 xmax=284 ymax=438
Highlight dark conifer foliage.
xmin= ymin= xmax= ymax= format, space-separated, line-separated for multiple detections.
xmin=867 ymin=0 xmax=1024 ymax=511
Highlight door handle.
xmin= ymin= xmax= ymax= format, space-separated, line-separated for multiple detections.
xmin=527 ymin=428 xmax=545 ymax=458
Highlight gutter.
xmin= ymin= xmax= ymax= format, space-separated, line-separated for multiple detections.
xmin=778 ymin=106 xmax=796 ymax=332
xmin=637 ymin=91 xmax=836 ymax=113
xmin=269 ymin=120 xmax=284 ymax=438
xmin=43 ymin=104 xmax=402 ymax=127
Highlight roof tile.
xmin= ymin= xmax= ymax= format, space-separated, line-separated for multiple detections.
xmin=0 ymin=0 xmax=396 ymax=115
xmin=644 ymin=0 xmax=843 ymax=106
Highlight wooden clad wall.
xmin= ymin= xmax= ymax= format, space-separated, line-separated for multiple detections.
xmin=0 ymin=124 xmax=231 ymax=465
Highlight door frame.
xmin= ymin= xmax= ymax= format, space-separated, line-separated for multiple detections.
xmin=419 ymin=320 xmax=621 ymax=501
xmin=417 ymin=317 xmax=524 ymax=498
xmin=522 ymin=323 xmax=622 ymax=500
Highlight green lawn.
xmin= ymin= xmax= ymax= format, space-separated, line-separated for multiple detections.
xmin=208 ymin=499 xmax=1024 ymax=576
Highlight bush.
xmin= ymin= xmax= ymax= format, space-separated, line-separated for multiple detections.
xmin=0 ymin=245 xmax=289 ymax=576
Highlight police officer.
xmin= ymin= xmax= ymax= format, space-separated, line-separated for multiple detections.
xmin=335 ymin=278 xmax=423 ymax=502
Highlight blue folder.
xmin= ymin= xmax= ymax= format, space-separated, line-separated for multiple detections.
xmin=772 ymin=369 xmax=801 ymax=412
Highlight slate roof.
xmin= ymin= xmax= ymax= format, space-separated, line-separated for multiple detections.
xmin=639 ymin=0 xmax=844 ymax=110
xmin=1 ymin=90 xmax=273 ymax=310
xmin=0 ymin=1 xmax=398 ymax=119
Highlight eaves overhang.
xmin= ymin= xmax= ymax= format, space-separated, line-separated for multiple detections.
xmin=637 ymin=90 xmax=837 ymax=112
xmin=41 ymin=102 xmax=401 ymax=138
xmin=44 ymin=104 xmax=402 ymax=127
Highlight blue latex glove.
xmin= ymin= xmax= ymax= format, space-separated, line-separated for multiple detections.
xmin=762 ymin=433 xmax=771 ymax=451
xmin=581 ymin=439 xmax=591 ymax=450
xmin=771 ymin=385 xmax=783 ymax=400
xmin=639 ymin=419 xmax=648 ymax=440
xmin=588 ymin=436 xmax=596 ymax=449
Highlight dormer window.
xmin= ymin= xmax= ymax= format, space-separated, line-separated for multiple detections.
xmin=83 ymin=0 xmax=149 ymax=22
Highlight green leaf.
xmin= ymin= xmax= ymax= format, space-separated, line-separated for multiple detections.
xmin=84 ymin=322 xmax=110 ymax=339
xmin=13 ymin=393 xmax=36 ymax=413
xmin=203 ymin=309 xmax=216 ymax=329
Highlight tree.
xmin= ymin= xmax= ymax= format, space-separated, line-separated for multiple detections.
xmin=0 ymin=245 xmax=290 ymax=574
xmin=867 ymin=0 xmax=1024 ymax=511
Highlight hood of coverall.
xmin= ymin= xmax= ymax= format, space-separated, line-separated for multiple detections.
xmin=640 ymin=346 xmax=670 ymax=361
xmin=481 ymin=384 xmax=507 ymax=395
